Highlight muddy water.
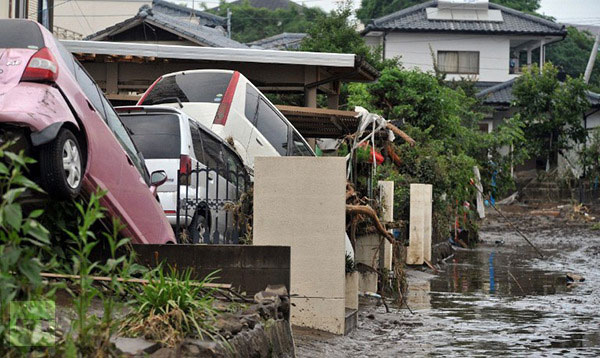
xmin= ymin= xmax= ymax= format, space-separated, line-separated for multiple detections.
xmin=294 ymin=213 xmax=600 ymax=357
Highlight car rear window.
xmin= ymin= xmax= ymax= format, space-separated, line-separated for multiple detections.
xmin=0 ymin=20 xmax=44 ymax=49
xmin=120 ymin=113 xmax=181 ymax=159
xmin=141 ymin=72 xmax=233 ymax=105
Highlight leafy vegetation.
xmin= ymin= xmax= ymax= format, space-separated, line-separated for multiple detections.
xmin=547 ymin=26 xmax=600 ymax=92
xmin=208 ymin=0 xmax=325 ymax=43
xmin=0 ymin=142 xmax=57 ymax=355
xmin=0 ymin=145 xmax=223 ymax=356
xmin=121 ymin=268 xmax=221 ymax=347
xmin=510 ymin=63 xmax=589 ymax=169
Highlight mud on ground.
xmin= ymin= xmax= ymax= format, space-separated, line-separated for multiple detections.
xmin=294 ymin=204 xmax=600 ymax=357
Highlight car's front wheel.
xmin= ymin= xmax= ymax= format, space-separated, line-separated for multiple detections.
xmin=39 ymin=128 xmax=83 ymax=200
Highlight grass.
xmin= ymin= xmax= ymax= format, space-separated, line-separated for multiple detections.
xmin=120 ymin=267 xmax=221 ymax=347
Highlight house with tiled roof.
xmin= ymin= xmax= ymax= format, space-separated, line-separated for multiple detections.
xmin=362 ymin=0 xmax=566 ymax=84
xmin=84 ymin=2 xmax=246 ymax=48
xmin=248 ymin=32 xmax=307 ymax=50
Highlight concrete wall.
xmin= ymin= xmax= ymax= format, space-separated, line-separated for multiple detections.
xmin=406 ymin=184 xmax=433 ymax=265
xmin=367 ymin=32 xmax=518 ymax=83
xmin=0 ymin=0 xmax=9 ymax=19
xmin=253 ymin=157 xmax=347 ymax=335
xmin=53 ymin=0 xmax=150 ymax=36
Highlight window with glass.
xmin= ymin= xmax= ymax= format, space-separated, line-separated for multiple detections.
xmin=245 ymin=84 xmax=260 ymax=124
xmin=290 ymin=132 xmax=313 ymax=156
xmin=437 ymin=51 xmax=479 ymax=74
xmin=120 ymin=113 xmax=181 ymax=159
xmin=141 ymin=72 xmax=233 ymax=105
xmin=256 ymin=99 xmax=289 ymax=155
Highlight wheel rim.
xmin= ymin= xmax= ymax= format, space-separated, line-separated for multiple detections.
xmin=62 ymin=139 xmax=81 ymax=189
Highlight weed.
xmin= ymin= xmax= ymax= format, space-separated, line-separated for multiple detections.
xmin=121 ymin=268 xmax=221 ymax=347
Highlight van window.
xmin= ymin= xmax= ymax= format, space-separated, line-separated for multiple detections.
xmin=245 ymin=84 xmax=259 ymax=124
xmin=121 ymin=113 xmax=181 ymax=159
xmin=256 ymin=99 xmax=289 ymax=155
xmin=200 ymin=132 xmax=224 ymax=169
xmin=189 ymin=121 xmax=206 ymax=163
xmin=141 ymin=72 xmax=233 ymax=105
xmin=0 ymin=20 xmax=44 ymax=49
xmin=290 ymin=132 xmax=313 ymax=156
xmin=224 ymin=147 xmax=246 ymax=191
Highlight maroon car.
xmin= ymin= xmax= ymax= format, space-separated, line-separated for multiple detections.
xmin=0 ymin=19 xmax=175 ymax=245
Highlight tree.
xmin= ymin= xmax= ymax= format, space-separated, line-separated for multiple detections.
xmin=300 ymin=4 xmax=371 ymax=59
xmin=208 ymin=0 xmax=325 ymax=43
xmin=511 ymin=63 xmax=590 ymax=167
xmin=356 ymin=0 xmax=541 ymax=25
xmin=547 ymin=26 xmax=600 ymax=92
xmin=356 ymin=0 xmax=422 ymax=24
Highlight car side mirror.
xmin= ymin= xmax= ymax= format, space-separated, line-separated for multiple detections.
xmin=150 ymin=170 xmax=168 ymax=187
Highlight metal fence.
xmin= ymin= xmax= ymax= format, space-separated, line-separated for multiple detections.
xmin=175 ymin=161 xmax=249 ymax=244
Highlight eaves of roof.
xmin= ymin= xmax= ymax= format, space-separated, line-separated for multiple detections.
xmin=152 ymin=0 xmax=226 ymax=27
xmin=84 ymin=7 xmax=246 ymax=48
xmin=363 ymin=0 xmax=566 ymax=37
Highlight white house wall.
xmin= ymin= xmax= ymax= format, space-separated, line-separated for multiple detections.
xmin=374 ymin=32 xmax=513 ymax=82
xmin=586 ymin=110 xmax=600 ymax=130
xmin=54 ymin=0 xmax=151 ymax=36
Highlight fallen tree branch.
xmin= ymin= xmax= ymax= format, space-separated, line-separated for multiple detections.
xmin=40 ymin=272 xmax=231 ymax=289
xmin=386 ymin=142 xmax=403 ymax=167
xmin=386 ymin=123 xmax=416 ymax=146
xmin=346 ymin=204 xmax=394 ymax=242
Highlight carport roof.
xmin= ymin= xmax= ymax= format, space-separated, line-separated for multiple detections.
xmin=62 ymin=40 xmax=379 ymax=111
xmin=63 ymin=40 xmax=375 ymax=73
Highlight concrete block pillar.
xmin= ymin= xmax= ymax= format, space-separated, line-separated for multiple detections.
xmin=345 ymin=272 xmax=359 ymax=310
xmin=406 ymin=184 xmax=432 ymax=265
xmin=378 ymin=180 xmax=394 ymax=223
xmin=253 ymin=157 xmax=347 ymax=335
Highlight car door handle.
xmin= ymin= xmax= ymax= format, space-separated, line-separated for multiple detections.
xmin=256 ymin=138 xmax=263 ymax=146
xmin=126 ymin=155 xmax=134 ymax=166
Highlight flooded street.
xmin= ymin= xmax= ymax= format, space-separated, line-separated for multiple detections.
xmin=294 ymin=208 xmax=600 ymax=357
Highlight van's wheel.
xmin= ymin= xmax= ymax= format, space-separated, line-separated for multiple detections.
xmin=39 ymin=128 xmax=83 ymax=200
xmin=189 ymin=211 xmax=208 ymax=244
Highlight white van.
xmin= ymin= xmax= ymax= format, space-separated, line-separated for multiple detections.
xmin=137 ymin=70 xmax=314 ymax=167
xmin=117 ymin=105 xmax=249 ymax=244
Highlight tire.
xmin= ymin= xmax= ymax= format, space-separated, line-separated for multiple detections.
xmin=189 ymin=211 xmax=208 ymax=244
xmin=39 ymin=128 xmax=83 ymax=200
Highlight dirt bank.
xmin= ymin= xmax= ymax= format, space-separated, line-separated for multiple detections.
xmin=294 ymin=205 xmax=600 ymax=357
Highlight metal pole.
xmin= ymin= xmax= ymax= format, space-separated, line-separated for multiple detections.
xmin=227 ymin=8 xmax=232 ymax=39
xmin=584 ymin=33 xmax=600 ymax=84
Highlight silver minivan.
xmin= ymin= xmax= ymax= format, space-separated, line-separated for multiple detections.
xmin=117 ymin=105 xmax=248 ymax=243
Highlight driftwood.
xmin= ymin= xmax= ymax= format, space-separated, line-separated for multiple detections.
xmin=40 ymin=272 xmax=231 ymax=289
xmin=346 ymin=205 xmax=394 ymax=242
xmin=387 ymin=123 xmax=416 ymax=146
xmin=386 ymin=142 xmax=403 ymax=167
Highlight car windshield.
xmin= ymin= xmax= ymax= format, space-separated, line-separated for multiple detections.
xmin=0 ymin=20 xmax=44 ymax=49
xmin=142 ymin=72 xmax=233 ymax=105
xmin=120 ymin=113 xmax=181 ymax=159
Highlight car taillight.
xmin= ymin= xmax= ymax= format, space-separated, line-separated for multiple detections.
xmin=137 ymin=76 xmax=162 ymax=105
xmin=21 ymin=47 xmax=58 ymax=82
xmin=213 ymin=71 xmax=240 ymax=125
xmin=180 ymin=154 xmax=192 ymax=175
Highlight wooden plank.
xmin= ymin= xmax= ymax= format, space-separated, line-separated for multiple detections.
xmin=39 ymin=272 xmax=232 ymax=289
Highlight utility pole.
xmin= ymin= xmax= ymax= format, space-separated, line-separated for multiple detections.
xmin=227 ymin=8 xmax=231 ymax=39
xmin=584 ymin=32 xmax=600 ymax=84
